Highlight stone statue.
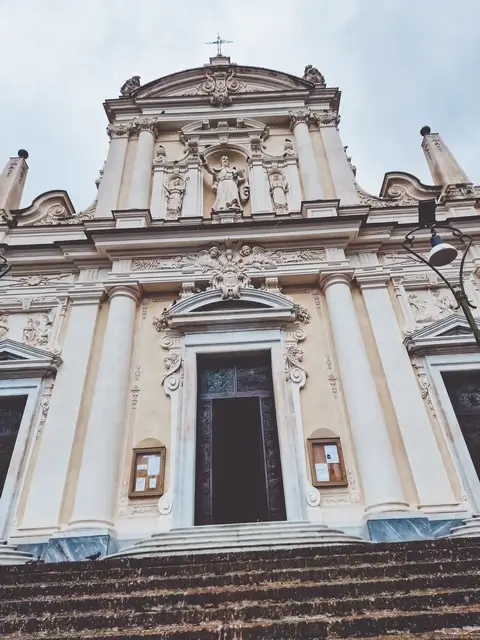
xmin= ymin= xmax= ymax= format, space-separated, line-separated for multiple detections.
xmin=0 ymin=314 xmax=8 ymax=340
xmin=164 ymin=176 xmax=187 ymax=219
xmin=23 ymin=317 xmax=38 ymax=346
xmin=120 ymin=75 xmax=141 ymax=96
xmin=303 ymin=65 xmax=325 ymax=85
xmin=269 ymin=171 xmax=289 ymax=215
xmin=200 ymin=155 xmax=249 ymax=212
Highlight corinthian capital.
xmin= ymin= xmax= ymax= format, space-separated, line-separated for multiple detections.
xmin=314 ymin=110 xmax=341 ymax=127
xmin=106 ymin=123 xmax=132 ymax=139
xmin=133 ymin=117 xmax=158 ymax=135
xmin=289 ymin=108 xmax=312 ymax=130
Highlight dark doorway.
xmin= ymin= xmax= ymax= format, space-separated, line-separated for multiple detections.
xmin=443 ymin=371 xmax=480 ymax=480
xmin=212 ymin=397 xmax=268 ymax=524
xmin=0 ymin=395 xmax=28 ymax=497
xmin=195 ymin=353 xmax=286 ymax=526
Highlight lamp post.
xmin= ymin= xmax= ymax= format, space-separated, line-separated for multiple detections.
xmin=402 ymin=199 xmax=480 ymax=347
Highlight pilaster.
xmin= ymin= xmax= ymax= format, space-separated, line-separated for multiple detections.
xmin=289 ymin=109 xmax=324 ymax=201
xmin=128 ymin=118 xmax=157 ymax=210
xmin=95 ymin=124 xmax=131 ymax=218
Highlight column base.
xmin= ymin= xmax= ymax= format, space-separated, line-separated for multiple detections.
xmin=418 ymin=502 xmax=463 ymax=514
xmin=366 ymin=516 xmax=465 ymax=542
xmin=364 ymin=500 xmax=411 ymax=515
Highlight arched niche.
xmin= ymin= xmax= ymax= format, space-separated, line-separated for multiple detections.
xmin=201 ymin=144 xmax=251 ymax=217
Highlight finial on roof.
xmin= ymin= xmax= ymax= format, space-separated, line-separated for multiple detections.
xmin=303 ymin=64 xmax=326 ymax=86
xmin=120 ymin=75 xmax=141 ymax=97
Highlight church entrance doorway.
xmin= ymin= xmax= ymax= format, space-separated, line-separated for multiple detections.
xmin=194 ymin=353 xmax=286 ymax=526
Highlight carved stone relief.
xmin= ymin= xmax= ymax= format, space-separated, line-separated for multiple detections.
xmin=325 ymin=354 xmax=338 ymax=400
xmin=355 ymin=183 xmax=417 ymax=208
xmin=159 ymin=334 xmax=183 ymax=392
xmin=268 ymin=169 xmax=289 ymax=215
xmin=22 ymin=310 xmax=55 ymax=348
xmin=314 ymin=110 xmax=340 ymax=127
xmin=186 ymin=68 xmax=250 ymax=107
xmin=120 ymin=75 xmax=141 ymax=96
xmin=0 ymin=314 xmax=9 ymax=340
xmin=132 ymin=241 xmax=326 ymax=273
xmin=284 ymin=328 xmax=306 ymax=385
xmin=407 ymin=289 xmax=456 ymax=324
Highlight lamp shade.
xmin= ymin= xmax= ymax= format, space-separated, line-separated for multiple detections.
xmin=427 ymin=234 xmax=458 ymax=267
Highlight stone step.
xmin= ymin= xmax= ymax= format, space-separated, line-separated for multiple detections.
xmin=1 ymin=572 xmax=477 ymax=618
xmin=1 ymin=596 xmax=479 ymax=637
xmin=1 ymin=545 xmax=478 ymax=588
xmin=0 ymin=558 xmax=475 ymax=601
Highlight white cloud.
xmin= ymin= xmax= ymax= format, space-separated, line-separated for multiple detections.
xmin=0 ymin=0 xmax=479 ymax=208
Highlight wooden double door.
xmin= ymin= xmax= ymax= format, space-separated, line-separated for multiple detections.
xmin=194 ymin=353 xmax=286 ymax=526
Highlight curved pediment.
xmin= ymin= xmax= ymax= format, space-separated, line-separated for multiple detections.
xmin=380 ymin=172 xmax=441 ymax=201
xmin=13 ymin=190 xmax=96 ymax=227
xmin=153 ymin=288 xmax=307 ymax=332
xmin=132 ymin=63 xmax=312 ymax=105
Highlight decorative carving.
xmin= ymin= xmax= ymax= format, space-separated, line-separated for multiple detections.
xmin=180 ymin=282 xmax=199 ymax=299
xmin=283 ymin=138 xmax=295 ymax=156
xmin=158 ymin=496 xmax=173 ymax=515
xmin=132 ymin=242 xmax=326 ymax=273
xmin=152 ymin=308 xmax=169 ymax=332
xmin=284 ymin=328 xmax=307 ymax=384
xmin=268 ymin=170 xmax=289 ymax=215
xmin=442 ymin=184 xmax=476 ymax=199
xmin=344 ymin=146 xmax=357 ymax=176
xmin=303 ymin=64 xmax=325 ymax=86
xmin=106 ymin=123 xmax=132 ymax=139
xmin=0 ymin=314 xmax=9 ymax=340
xmin=408 ymin=288 xmax=456 ymax=324
xmin=153 ymin=145 xmax=166 ymax=164
xmin=411 ymin=357 xmax=437 ymax=419
xmin=0 ymin=274 xmax=71 ymax=287
xmin=314 ymin=110 xmax=340 ymax=127
xmin=128 ymin=504 xmax=158 ymax=516
xmin=133 ymin=117 xmax=157 ymax=134
xmin=296 ymin=306 xmax=311 ymax=324
xmin=289 ymin=109 xmax=312 ymax=129
xmin=201 ymin=155 xmax=249 ymax=213
xmin=159 ymin=334 xmax=183 ymax=392
xmin=260 ymin=277 xmax=282 ymax=294
xmin=356 ymin=183 xmax=417 ymax=208
xmin=249 ymin=135 xmax=264 ymax=157
xmin=120 ymin=75 xmax=141 ymax=96
xmin=306 ymin=489 xmax=321 ymax=507
xmin=164 ymin=174 xmax=188 ymax=219
xmin=193 ymin=68 xmax=248 ymax=107
xmin=131 ymin=385 xmax=140 ymax=411
xmin=325 ymin=354 xmax=338 ymax=399
xmin=22 ymin=310 xmax=54 ymax=347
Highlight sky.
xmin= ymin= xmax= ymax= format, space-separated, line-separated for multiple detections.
xmin=0 ymin=0 xmax=479 ymax=211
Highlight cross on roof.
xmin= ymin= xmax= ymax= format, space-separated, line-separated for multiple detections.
xmin=206 ymin=33 xmax=233 ymax=57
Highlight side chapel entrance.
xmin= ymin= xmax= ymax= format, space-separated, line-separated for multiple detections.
xmin=194 ymin=352 xmax=286 ymax=526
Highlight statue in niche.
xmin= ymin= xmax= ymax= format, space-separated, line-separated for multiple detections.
xmin=0 ymin=314 xmax=8 ymax=340
xmin=164 ymin=175 xmax=188 ymax=219
xmin=120 ymin=75 xmax=141 ymax=96
xmin=269 ymin=171 xmax=289 ymax=215
xmin=200 ymin=154 xmax=249 ymax=212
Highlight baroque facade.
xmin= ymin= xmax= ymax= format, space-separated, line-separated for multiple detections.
xmin=1 ymin=53 xmax=480 ymax=562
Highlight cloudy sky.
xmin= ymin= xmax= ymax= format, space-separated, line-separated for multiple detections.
xmin=1 ymin=0 xmax=478 ymax=211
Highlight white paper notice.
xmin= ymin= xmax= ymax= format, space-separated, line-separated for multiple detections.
xmin=315 ymin=463 xmax=330 ymax=482
xmin=135 ymin=477 xmax=146 ymax=492
xmin=136 ymin=464 xmax=148 ymax=471
xmin=149 ymin=477 xmax=157 ymax=489
xmin=324 ymin=445 xmax=339 ymax=464
xmin=147 ymin=456 xmax=161 ymax=476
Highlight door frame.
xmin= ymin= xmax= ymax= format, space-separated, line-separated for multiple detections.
xmin=427 ymin=351 xmax=480 ymax=513
xmin=171 ymin=329 xmax=307 ymax=528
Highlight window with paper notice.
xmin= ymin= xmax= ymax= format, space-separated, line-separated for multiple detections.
xmin=307 ymin=438 xmax=347 ymax=488
xmin=129 ymin=446 xmax=166 ymax=498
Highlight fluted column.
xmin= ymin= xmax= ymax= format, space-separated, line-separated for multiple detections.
xmin=321 ymin=273 xmax=409 ymax=515
xmin=315 ymin=111 xmax=359 ymax=205
xmin=128 ymin=118 xmax=156 ymax=210
xmin=357 ymin=273 xmax=459 ymax=513
xmin=21 ymin=289 xmax=104 ymax=533
xmin=289 ymin=109 xmax=324 ymax=200
xmin=68 ymin=285 xmax=140 ymax=531
xmin=95 ymin=124 xmax=131 ymax=218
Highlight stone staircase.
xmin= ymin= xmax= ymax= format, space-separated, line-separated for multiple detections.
xmin=0 ymin=537 xmax=480 ymax=639
xmin=110 ymin=521 xmax=367 ymax=558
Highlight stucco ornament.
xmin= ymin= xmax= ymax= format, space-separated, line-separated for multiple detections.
xmin=164 ymin=175 xmax=188 ymax=219
xmin=303 ymin=64 xmax=325 ymax=86
xmin=0 ymin=314 xmax=9 ymax=340
xmin=120 ymin=75 xmax=141 ymax=96
xmin=194 ymin=68 xmax=247 ymax=107
xmin=201 ymin=155 xmax=249 ymax=213
xmin=22 ymin=311 xmax=54 ymax=347
xmin=269 ymin=170 xmax=289 ymax=215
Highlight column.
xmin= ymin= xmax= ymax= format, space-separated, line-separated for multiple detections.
xmin=95 ymin=124 xmax=131 ymax=218
xmin=284 ymin=157 xmax=302 ymax=212
xmin=182 ymin=159 xmax=203 ymax=219
xmin=21 ymin=290 xmax=104 ymax=532
xmin=127 ymin=119 xmax=156 ymax=210
xmin=68 ymin=285 xmax=140 ymax=531
xmin=249 ymin=159 xmax=271 ymax=214
xmin=358 ymin=273 xmax=459 ymax=513
xmin=289 ymin=109 xmax=324 ymax=200
xmin=150 ymin=164 xmax=167 ymax=219
xmin=321 ymin=273 xmax=409 ymax=514
xmin=316 ymin=113 xmax=359 ymax=205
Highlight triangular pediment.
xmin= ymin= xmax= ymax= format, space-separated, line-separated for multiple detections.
xmin=134 ymin=64 xmax=311 ymax=101
xmin=404 ymin=313 xmax=479 ymax=353
xmin=0 ymin=339 xmax=62 ymax=376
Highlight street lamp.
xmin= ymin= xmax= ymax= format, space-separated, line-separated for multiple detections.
xmin=402 ymin=199 xmax=480 ymax=348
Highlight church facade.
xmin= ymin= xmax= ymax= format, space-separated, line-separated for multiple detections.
xmin=0 ymin=53 xmax=480 ymax=563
